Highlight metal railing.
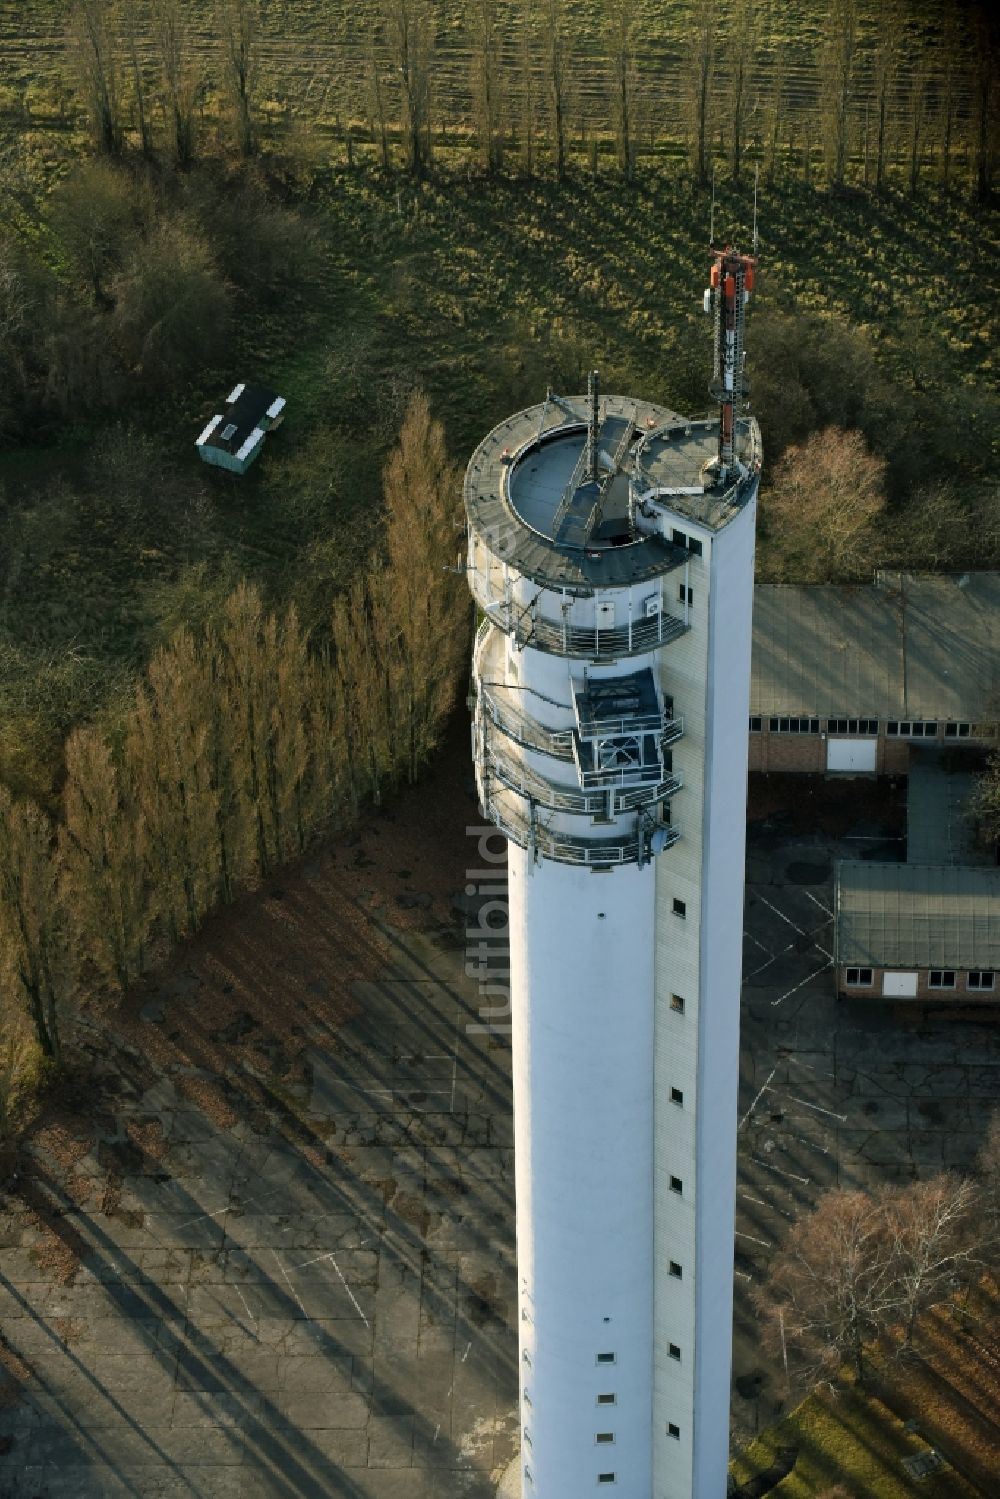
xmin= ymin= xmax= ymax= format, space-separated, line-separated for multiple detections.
xmin=481 ymin=782 xmax=680 ymax=868
xmin=471 ymin=574 xmax=689 ymax=659
xmin=481 ymin=725 xmax=679 ymax=815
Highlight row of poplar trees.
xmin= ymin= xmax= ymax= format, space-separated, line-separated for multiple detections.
xmin=0 ymin=394 xmax=467 ymax=1112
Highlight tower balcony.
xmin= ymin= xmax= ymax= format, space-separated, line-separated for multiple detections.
xmin=471 ymin=572 xmax=688 ymax=660
xmin=479 ymin=777 xmax=679 ymax=869
xmin=479 ymin=719 xmax=681 ymax=817
xmin=571 ymin=668 xmax=683 ymax=789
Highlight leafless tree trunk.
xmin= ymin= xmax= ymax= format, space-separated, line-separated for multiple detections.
xmin=606 ymin=0 xmax=635 ymax=180
xmin=469 ymin=0 xmax=504 ymax=173
xmin=0 ymin=787 xmax=72 ymax=1061
xmin=518 ymin=3 xmax=537 ymax=175
xmin=686 ymin=0 xmax=714 ymax=184
xmin=120 ymin=0 xmax=153 ymax=156
xmin=152 ymin=0 xmax=200 ymax=167
xmin=542 ymin=0 xmax=567 ymax=179
xmin=728 ymin=0 xmax=757 ymax=184
xmin=881 ymin=1176 xmax=980 ymax=1350
xmin=67 ymin=0 xmax=123 ymax=156
xmin=218 ymin=0 xmax=261 ymax=157
xmin=871 ymin=2 xmax=903 ymax=193
xmin=819 ymin=0 xmax=856 ymax=189
xmin=906 ymin=59 xmax=931 ymax=194
xmin=972 ymin=10 xmax=997 ymax=202
xmin=384 ymin=0 xmax=434 ymax=177
xmin=366 ymin=21 xmax=392 ymax=170
xmin=937 ymin=2 xmax=964 ymax=188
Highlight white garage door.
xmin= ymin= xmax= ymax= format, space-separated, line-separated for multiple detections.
xmin=826 ymin=737 xmax=877 ymax=773
xmin=883 ymin=971 xmax=918 ymax=998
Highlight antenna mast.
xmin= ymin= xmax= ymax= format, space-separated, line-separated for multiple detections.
xmin=704 ymin=217 xmax=757 ymax=481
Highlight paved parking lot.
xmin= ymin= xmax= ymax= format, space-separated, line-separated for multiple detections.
xmin=733 ymin=808 xmax=1000 ymax=1439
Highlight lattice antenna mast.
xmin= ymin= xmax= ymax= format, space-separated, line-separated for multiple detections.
xmin=586 ymin=368 xmax=600 ymax=483
xmin=705 ymin=221 xmax=757 ymax=480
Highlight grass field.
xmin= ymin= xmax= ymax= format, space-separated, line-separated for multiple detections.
xmin=730 ymin=1283 xmax=1000 ymax=1497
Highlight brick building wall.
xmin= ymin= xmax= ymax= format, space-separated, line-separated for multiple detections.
xmin=749 ymin=730 xmax=931 ymax=776
xmin=836 ymin=966 xmax=999 ymax=1003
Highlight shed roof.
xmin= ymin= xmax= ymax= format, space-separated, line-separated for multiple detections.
xmin=201 ymin=382 xmax=279 ymax=457
xmin=836 ymin=860 xmax=1000 ymax=969
xmin=751 ymin=572 xmax=1000 ymax=722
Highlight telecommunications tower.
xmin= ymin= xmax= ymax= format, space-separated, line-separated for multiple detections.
xmin=466 ymin=243 xmax=760 ymax=1498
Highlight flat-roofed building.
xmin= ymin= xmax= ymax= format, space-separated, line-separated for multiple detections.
xmin=750 ymin=571 xmax=1000 ymax=774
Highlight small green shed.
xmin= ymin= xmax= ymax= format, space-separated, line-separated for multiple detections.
xmin=196 ymin=382 xmax=286 ymax=475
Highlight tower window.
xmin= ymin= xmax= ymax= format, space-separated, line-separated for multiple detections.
xmin=669 ymin=1343 xmax=681 ymax=1361
xmin=597 ymin=1393 xmax=616 ymax=1406
xmin=668 ymin=1423 xmax=680 ymax=1439
xmin=669 ymin=1261 xmax=683 ymax=1279
xmin=595 ymin=1432 xmax=615 ymax=1444
xmin=670 ymin=1176 xmax=683 ymax=1194
xmin=670 ymin=1087 xmax=683 ymax=1106
xmin=670 ymin=993 xmax=685 ymax=1014
xmin=672 ymin=898 xmax=686 ymax=918
xmin=596 ymin=1352 xmax=616 ymax=1365
xmin=678 ymin=584 xmax=694 ymax=606
xmin=598 ymin=1476 xmax=616 ymax=1486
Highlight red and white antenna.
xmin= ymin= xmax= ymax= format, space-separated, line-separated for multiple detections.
xmin=704 ymin=175 xmax=757 ymax=480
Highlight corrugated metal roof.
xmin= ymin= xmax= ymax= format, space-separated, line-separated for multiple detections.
xmin=906 ymin=750 xmax=988 ymax=867
xmin=751 ymin=572 xmax=1000 ymax=721
xmin=836 ymin=860 xmax=1000 ymax=968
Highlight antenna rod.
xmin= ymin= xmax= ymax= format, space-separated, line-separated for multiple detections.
xmin=753 ymin=165 xmax=759 ymax=255
xmin=587 ymin=369 xmax=600 ymax=483
xmin=710 ymin=165 xmax=716 ymax=245
xmin=704 ymin=243 xmax=756 ymax=480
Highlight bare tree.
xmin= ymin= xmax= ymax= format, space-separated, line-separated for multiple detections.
xmin=541 ymin=0 xmax=567 ymax=179
xmin=0 ymin=787 xmax=73 ymax=1061
xmin=819 ymin=0 xmax=856 ymax=189
xmin=517 ymin=0 xmax=538 ymax=175
xmin=754 ymin=1188 xmax=897 ymax=1384
xmin=152 ymin=0 xmax=200 ymax=167
xmin=760 ymin=427 xmax=887 ymax=582
xmin=975 ymin=1107 xmax=1000 ymax=1266
xmin=67 ymin=0 xmax=123 ymax=156
xmin=469 ymin=0 xmax=504 ymax=173
xmin=366 ymin=20 xmax=392 ymax=170
xmin=871 ymin=2 xmax=904 ymax=193
xmin=881 ymin=1175 xmax=980 ymax=1350
xmin=120 ymin=0 xmax=153 ymax=156
xmin=762 ymin=38 xmax=786 ymax=183
xmin=384 ymin=0 xmax=434 ymax=176
xmin=972 ymin=9 xmax=998 ymax=202
xmin=727 ymin=0 xmax=757 ymax=184
xmin=605 ymin=0 xmax=635 ymax=180
xmin=686 ymin=0 xmax=715 ymax=184
xmin=906 ymin=57 xmax=931 ymax=194
xmin=937 ymin=3 xmax=965 ymax=189
xmin=218 ymin=0 xmax=262 ymax=156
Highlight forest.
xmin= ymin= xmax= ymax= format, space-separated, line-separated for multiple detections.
xmin=0 ymin=0 xmax=998 ymax=1122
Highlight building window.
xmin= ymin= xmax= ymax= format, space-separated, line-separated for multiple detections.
xmin=672 ymin=898 xmax=686 ymax=918
xmin=669 ymin=1261 xmax=683 ymax=1279
xmin=595 ymin=1433 xmax=615 ymax=1444
xmin=886 ymin=721 xmax=938 ymax=738
xmin=668 ymin=1423 xmax=680 ymax=1439
xmin=688 ymin=536 xmax=703 ymax=557
xmin=827 ymin=718 xmax=878 ymax=735
xmin=945 ymin=722 xmax=972 ymax=738
xmin=929 ymin=970 xmax=956 ymax=989
xmin=598 ymin=1476 xmax=616 ymax=1486
xmin=768 ymin=717 xmax=820 ymax=734
xmin=670 ymin=1176 xmax=683 ymax=1194
xmin=671 ymin=528 xmax=686 ymax=548
xmin=968 ymin=971 xmax=995 ymax=990
xmin=597 ymin=1393 xmax=617 ymax=1406
xmin=669 ymin=1343 xmax=681 ymax=1361
xmin=749 ymin=716 xmax=762 ymax=732
xmin=670 ymin=993 xmax=685 ymax=1014
xmin=670 ymin=1087 xmax=684 ymax=1106
xmin=596 ymin=1353 xmax=616 ymax=1365
xmin=678 ymin=584 xmax=694 ymax=606
xmin=845 ymin=967 xmax=874 ymax=987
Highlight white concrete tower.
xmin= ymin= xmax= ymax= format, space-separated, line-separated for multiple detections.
xmin=467 ymin=249 xmax=760 ymax=1499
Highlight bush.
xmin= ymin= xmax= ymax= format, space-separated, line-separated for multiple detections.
xmin=111 ymin=218 xmax=230 ymax=391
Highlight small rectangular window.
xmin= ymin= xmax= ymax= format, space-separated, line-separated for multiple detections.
xmin=929 ymin=970 xmax=956 ymax=989
xmin=678 ymin=584 xmax=694 ymax=606
xmin=670 ymin=994 xmax=685 ymax=1014
xmin=749 ymin=716 xmax=762 ymax=732
xmin=672 ymin=898 xmax=686 ymax=918
xmin=597 ymin=1476 xmax=616 ymax=1486
xmin=845 ymin=967 xmax=873 ymax=987
xmin=687 ymin=537 xmax=703 ymax=557
xmin=595 ymin=1432 xmax=615 ymax=1444
xmin=597 ymin=1393 xmax=617 ymax=1406
xmin=668 ymin=1423 xmax=680 ymax=1439
xmin=671 ymin=528 xmax=686 ymax=547
xmin=945 ymin=722 xmax=971 ymax=739
xmin=596 ymin=1352 xmax=616 ymax=1365
xmin=669 ymin=1343 xmax=681 ymax=1361
xmin=670 ymin=1176 xmax=683 ymax=1195
xmin=968 ymin=971 xmax=995 ymax=990
xmin=670 ymin=1087 xmax=684 ymax=1106
xmin=669 ymin=1261 xmax=683 ymax=1279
